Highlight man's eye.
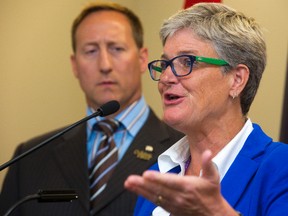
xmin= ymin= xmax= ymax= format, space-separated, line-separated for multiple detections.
xmin=111 ymin=47 xmax=125 ymax=52
xmin=85 ymin=49 xmax=96 ymax=54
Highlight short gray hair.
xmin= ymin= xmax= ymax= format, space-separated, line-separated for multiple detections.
xmin=160 ymin=3 xmax=266 ymax=115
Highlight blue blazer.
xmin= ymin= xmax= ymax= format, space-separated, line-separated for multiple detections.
xmin=134 ymin=124 xmax=288 ymax=216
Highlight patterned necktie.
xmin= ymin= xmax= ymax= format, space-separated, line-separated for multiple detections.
xmin=89 ymin=119 xmax=119 ymax=210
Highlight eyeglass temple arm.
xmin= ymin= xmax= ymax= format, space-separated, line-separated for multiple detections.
xmin=151 ymin=65 xmax=162 ymax=72
xmin=195 ymin=56 xmax=229 ymax=66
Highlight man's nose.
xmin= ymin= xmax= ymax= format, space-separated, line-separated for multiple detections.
xmin=99 ymin=50 xmax=112 ymax=74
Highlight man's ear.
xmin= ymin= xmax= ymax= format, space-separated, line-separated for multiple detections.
xmin=70 ymin=54 xmax=79 ymax=78
xmin=139 ymin=47 xmax=148 ymax=74
xmin=229 ymin=64 xmax=250 ymax=98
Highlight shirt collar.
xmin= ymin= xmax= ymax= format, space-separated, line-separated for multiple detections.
xmin=86 ymin=96 xmax=148 ymax=137
xmin=213 ymin=118 xmax=253 ymax=181
xmin=158 ymin=136 xmax=190 ymax=175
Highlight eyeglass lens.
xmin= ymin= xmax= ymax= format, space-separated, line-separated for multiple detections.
xmin=150 ymin=55 xmax=194 ymax=80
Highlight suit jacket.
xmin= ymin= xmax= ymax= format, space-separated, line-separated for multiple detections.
xmin=0 ymin=109 xmax=183 ymax=216
xmin=134 ymin=124 xmax=288 ymax=216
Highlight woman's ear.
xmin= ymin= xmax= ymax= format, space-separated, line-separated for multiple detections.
xmin=229 ymin=64 xmax=250 ymax=98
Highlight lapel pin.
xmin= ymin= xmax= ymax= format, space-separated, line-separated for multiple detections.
xmin=133 ymin=149 xmax=153 ymax=161
xmin=145 ymin=145 xmax=153 ymax=152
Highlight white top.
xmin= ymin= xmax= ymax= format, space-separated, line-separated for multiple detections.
xmin=153 ymin=119 xmax=253 ymax=216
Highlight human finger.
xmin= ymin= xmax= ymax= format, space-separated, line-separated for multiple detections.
xmin=125 ymin=174 xmax=166 ymax=204
xmin=200 ymin=149 xmax=220 ymax=184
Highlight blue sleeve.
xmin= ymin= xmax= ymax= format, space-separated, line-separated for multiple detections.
xmin=133 ymin=163 xmax=159 ymax=216
xmin=133 ymin=163 xmax=181 ymax=216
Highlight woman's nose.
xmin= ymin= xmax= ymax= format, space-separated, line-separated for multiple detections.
xmin=159 ymin=65 xmax=178 ymax=84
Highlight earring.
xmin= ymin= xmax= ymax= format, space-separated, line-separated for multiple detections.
xmin=232 ymin=92 xmax=238 ymax=99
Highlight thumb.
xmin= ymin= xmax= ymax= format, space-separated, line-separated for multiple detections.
xmin=201 ymin=150 xmax=220 ymax=184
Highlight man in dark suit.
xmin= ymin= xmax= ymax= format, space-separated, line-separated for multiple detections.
xmin=0 ymin=2 xmax=183 ymax=216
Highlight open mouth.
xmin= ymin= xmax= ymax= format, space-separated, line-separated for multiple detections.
xmin=165 ymin=93 xmax=181 ymax=101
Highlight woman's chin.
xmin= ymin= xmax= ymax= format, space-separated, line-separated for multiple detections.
xmin=163 ymin=112 xmax=182 ymax=128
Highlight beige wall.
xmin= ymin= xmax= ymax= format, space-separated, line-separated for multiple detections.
xmin=0 ymin=0 xmax=287 ymax=188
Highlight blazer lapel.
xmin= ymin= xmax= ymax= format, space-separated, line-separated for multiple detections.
xmin=221 ymin=124 xmax=272 ymax=206
xmin=221 ymin=155 xmax=258 ymax=206
xmin=53 ymin=123 xmax=90 ymax=212
xmin=91 ymin=110 xmax=176 ymax=213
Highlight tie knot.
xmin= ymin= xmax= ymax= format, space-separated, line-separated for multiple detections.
xmin=94 ymin=119 xmax=119 ymax=135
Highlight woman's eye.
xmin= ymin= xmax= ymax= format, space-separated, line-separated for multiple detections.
xmin=185 ymin=60 xmax=192 ymax=67
xmin=192 ymin=61 xmax=200 ymax=68
xmin=160 ymin=62 xmax=167 ymax=70
xmin=181 ymin=58 xmax=192 ymax=67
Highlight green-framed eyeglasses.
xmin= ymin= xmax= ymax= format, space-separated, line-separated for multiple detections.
xmin=148 ymin=54 xmax=229 ymax=81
